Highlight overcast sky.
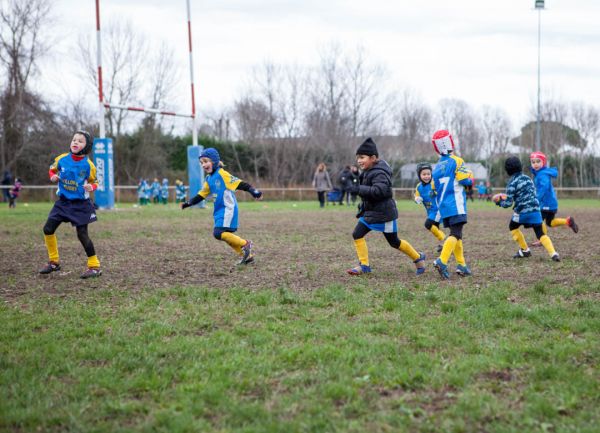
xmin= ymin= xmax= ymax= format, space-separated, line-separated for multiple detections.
xmin=43 ymin=0 xmax=600 ymax=131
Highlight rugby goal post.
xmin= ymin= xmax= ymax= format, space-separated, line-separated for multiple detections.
xmin=93 ymin=0 xmax=201 ymax=209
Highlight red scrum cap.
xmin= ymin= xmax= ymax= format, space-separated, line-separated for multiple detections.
xmin=530 ymin=151 xmax=547 ymax=167
xmin=432 ymin=130 xmax=455 ymax=155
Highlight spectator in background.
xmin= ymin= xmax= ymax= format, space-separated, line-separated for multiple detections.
xmin=338 ymin=165 xmax=353 ymax=206
xmin=485 ymin=181 xmax=493 ymax=201
xmin=151 ymin=178 xmax=161 ymax=204
xmin=477 ymin=181 xmax=487 ymax=200
xmin=160 ymin=178 xmax=169 ymax=204
xmin=175 ymin=179 xmax=187 ymax=203
xmin=350 ymin=165 xmax=360 ymax=204
xmin=312 ymin=162 xmax=333 ymax=208
xmin=8 ymin=177 xmax=22 ymax=208
xmin=2 ymin=170 xmax=12 ymax=203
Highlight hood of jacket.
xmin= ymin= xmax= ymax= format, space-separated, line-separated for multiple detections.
xmin=532 ymin=166 xmax=558 ymax=178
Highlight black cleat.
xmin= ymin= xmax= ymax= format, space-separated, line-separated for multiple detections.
xmin=551 ymin=253 xmax=561 ymax=262
xmin=513 ymin=249 xmax=532 ymax=259
xmin=80 ymin=268 xmax=102 ymax=279
xmin=567 ymin=217 xmax=579 ymax=234
xmin=39 ymin=262 xmax=61 ymax=274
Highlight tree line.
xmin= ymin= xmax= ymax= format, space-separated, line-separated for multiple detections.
xmin=2 ymin=1 xmax=599 ymax=189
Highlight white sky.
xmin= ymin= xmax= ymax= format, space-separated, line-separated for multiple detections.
xmin=41 ymin=0 xmax=600 ymax=131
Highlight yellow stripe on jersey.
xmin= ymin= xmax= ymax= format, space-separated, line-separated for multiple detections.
xmin=198 ymin=181 xmax=211 ymax=199
xmin=219 ymin=169 xmax=242 ymax=190
xmin=414 ymin=183 xmax=421 ymax=198
xmin=87 ymin=158 xmax=98 ymax=188
xmin=451 ymin=155 xmax=473 ymax=181
xmin=50 ymin=153 xmax=70 ymax=171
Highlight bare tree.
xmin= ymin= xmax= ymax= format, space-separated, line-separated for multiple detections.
xmin=480 ymin=105 xmax=513 ymax=181
xmin=391 ymin=88 xmax=433 ymax=162
xmin=0 ymin=0 xmax=51 ymax=173
xmin=569 ymin=102 xmax=600 ymax=186
xmin=437 ymin=98 xmax=481 ymax=160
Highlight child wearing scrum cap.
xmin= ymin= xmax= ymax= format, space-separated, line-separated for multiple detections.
xmin=181 ymin=147 xmax=263 ymax=266
xmin=40 ymin=131 xmax=102 ymax=279
xmin=530 ymin=151 xmax=578 ymax=244
xmin=494 ymin=156 xmax=560 ymax=262
xmin=414 ymin=162 xmax=445 ymax=253
xmin=346 ymin=138 xmax=426 ymax=276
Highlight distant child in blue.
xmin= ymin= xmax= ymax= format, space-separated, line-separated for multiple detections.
xmin=151 ymin=178 xmax=160 ymax=204
xmin=144 ymin=179 xmax=152 ymax=204
xmin=530 ymin=151 xmax=578 ymax=239
xmin=494 ymin=156 xmax=560 ymax=262
xmin=346 ymin=138 xmax=425 ymax=276
xmin=181 ymin=148 xmax=263 ymax=265
xmin=8 ymin=177 xmax=22 ymax=208
xmin=40 ymin=131 xmax=102 ymax=278
xmin=431 ymin=130 xmax=474 ymax=279
xmin=175 ymin=179 xmax=187 ymax=203
xmin=477 ymin=181 xmax=487 ymax=200
xmin=137 ymin=179 xmax=148 ymax=205
xmin=413 ymin=162 xmax=445 ymax=252
xmin=160 ymin=178 xmax=169 ymax=204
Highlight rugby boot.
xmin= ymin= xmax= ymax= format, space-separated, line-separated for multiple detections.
xmin=413 ymin=252 xmax=426 ymax=275
xmin=567 ymin=217 xmax=579 ymax=233
xmin=455 ymin=264 xmax=472 ymax=277
xmin=433 ymin=258 xmax=449 ymax=280
xmin=39 ymin=261 xmax=61 ymax=274
xmin=80 ymin=268 xmax=102 ymax=279
xmin=346 ymin=264 xmax=372 ymax=276
xmin=238 ymin=240 xmax=254 ymax=265
xmin=513 ymin=249 xmax=532 ymax=259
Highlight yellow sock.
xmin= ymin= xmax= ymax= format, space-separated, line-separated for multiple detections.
xmin=354 ymin=238 xmax=369 ymax=266
xmin=439 ymin=236 xmax=458 ymax=265
xmin=550 ymin=218 xmax=567 ymax=227
xmin=454 ymin=239 xmax=466 ymax=266
xmin=541 ymin=222 xmax=548 ymax=235
xmin=44 ymin=234 xmax=59 ymax=262
xmin=510 ymin=229 xmax=528 ymax=250
xmin=539 ymin=235 xmax=556 ymax=257
xmin=87 ymin=255 xmax=100 ymax=268
xmin=220 ymin=232 xmax=247 ymax=255
xmin=430 ymin=225 xmax=445 ymax=241
xmin=399 ymin=239 xmax=420 ymax=261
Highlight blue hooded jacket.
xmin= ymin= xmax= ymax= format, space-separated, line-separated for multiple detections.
xmin=531 ymin=166 xmax=558 ymax=211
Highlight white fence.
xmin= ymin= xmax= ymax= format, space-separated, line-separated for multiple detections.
xmin=2 ymin=185 xmax=600 ymax=202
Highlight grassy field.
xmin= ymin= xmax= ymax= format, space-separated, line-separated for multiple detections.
xmin=1 ymin=200 xmax=599 ymax=432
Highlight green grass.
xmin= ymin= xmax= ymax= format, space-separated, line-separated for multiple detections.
xmin=1 ymin=282 xmax=599 ymax=432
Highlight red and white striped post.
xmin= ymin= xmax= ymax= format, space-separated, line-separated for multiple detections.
xmin=95 ymin=0 xmax=105 ymax=138
xmin=186 ymin=0 xmax=198 ymax=146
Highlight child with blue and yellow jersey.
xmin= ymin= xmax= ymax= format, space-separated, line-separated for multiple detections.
xmin=494 ymin=156 xmax=560 ymax=261
xmin=175 ymin=179 xmax=187 ymax=203
xmin=346 ymin=138 xmax=426 ymax=276
xmin=414 ymin=162 xmax=445 ymax=252
xmin=39 ymin=131 xmax=102 ymax=279
xmin=431 ymin=130 xmax=474 ymax=279
xmin=160 ymin=178 xmax=169 ymax=204
xmin=181 ymin=148 xmax=262 ymax=265
xmin=530 ymin=151 xmax=578 ymax=238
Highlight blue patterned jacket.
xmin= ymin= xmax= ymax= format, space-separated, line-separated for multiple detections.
xmin=497 ymin=173 xmax=540 ymax=214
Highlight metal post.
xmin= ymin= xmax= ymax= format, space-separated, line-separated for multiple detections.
xmin=534 ymin=0 xmax=545 ymax=151
xmin=96 ymin=0 xmax=105 ymax=138
xmin=186 ymin=0 xmax=198 ymax=146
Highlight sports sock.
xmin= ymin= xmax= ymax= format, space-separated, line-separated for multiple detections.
xmin=439 ymin=236 xmax=458 ymax=265
xmin=44 ymin=234 xmax=59 ymax=262
xmin=429 ymin=225 xmax=445 ymax=241
xmin=220 ymin=232 xmax=247 ymax=255
xmin=511 ymin=229 xmax=528 ymax=250
xmin=399 ymin=239 xmax=420 ymax=261
xmin=550 ymin=218 xmax=567 ymax=227
xmin=354 ymin=238 xmax=369 ymax=266
xmin=453 ymin=239 xmax=466 ymax=266
xmin=539 ymin=235 xmax=556 ymax=257
xmin=87 ymin=255 xmax=100 ymax=268
xmin=541 ymin=222 xmax=548 ymax=235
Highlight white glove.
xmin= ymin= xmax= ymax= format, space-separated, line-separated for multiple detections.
xmin=414 ymin=196 xmax=423 ymax=205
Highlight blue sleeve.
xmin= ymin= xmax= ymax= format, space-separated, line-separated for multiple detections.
xmin=499 ymin=181 xmax=515 ymax=208
xmin=536 ymin=173 xmax=551 ymax=200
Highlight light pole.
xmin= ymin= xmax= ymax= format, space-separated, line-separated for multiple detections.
xmin=534 ymin=0 xmax=545 ymax=151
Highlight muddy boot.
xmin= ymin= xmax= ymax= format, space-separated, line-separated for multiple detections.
xmin=39 ymin=261 xmax=61 ymax=274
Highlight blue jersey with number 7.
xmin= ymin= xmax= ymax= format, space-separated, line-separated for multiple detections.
xmin=432 ymin=154 xmax=473 ymax=218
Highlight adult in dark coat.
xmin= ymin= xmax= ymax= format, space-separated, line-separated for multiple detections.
xmin=337 ymin=165 xmax=353 ymax=205
xmin=2 ymin=170 xmax=12 ymax=202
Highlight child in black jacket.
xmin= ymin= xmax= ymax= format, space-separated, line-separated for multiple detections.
xmin=347 ymin=138 xmax=426 ymax=276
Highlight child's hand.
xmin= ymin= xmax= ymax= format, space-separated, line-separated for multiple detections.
xmin=50 ymin=175 xmax=59 ymax=183
xmin=414 ymin=196 xmax=423 ymax=205
xmin=492 ymin=193 xmax=506 ymax=203
xmin=250 ymin=188 xmax=263 ymax=200
xmin=83 ymin=182 xmax=93 ymax=192
xmin=181 ymin=201 xmax=191 ymax=209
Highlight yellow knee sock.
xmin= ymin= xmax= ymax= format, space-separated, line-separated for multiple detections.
xmin=220 ymin=232 xmax=247 ymax=255
xmin=510 ymin=229 xmax=528 ymax=250
xmin=550 ymin=218 xmax=567 ymax=227
xmin=430 ymin=225 xmax=445 ymax=241
xmin=539 ymin=235 xmax=556 ymax=257
xmin=439 ymin=236 xmax=458 ymax=265
xmin=354 ymin=238 xmax=369 ymax=266
xmin=541 ymin=222 xmax=548 ymax=235
xmin=44 ymin=234 xmax=59 ymax=263
xmin=87 ymin=255 xmax=100 ymax=268
xmin=399 ymin=239 xmax=420 ymax=261
xmin=454 ymin=239 xmax=466 ymax=266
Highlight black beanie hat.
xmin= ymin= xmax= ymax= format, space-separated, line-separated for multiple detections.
xmin=356 ymin=138 xmax=378 ymax=157
xmin=505 ymin=156 xmax=522 ymax=176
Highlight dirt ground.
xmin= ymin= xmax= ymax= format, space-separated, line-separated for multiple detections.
xmin=1 ymin=203 xmax=599 ymax=301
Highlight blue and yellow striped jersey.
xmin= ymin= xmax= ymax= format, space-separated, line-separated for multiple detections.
xmin=50 ymin=153 xmax=98 ymax=200
xmin=432 ymin=154 xmax=473 ymax=218
xmin=198 ymin=168 xmax=242 ymax=228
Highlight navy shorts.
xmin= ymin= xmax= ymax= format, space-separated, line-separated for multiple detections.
xmin=48 ymin=197 xmax=97 ymax=227
xmin=442 ymin=214 xmax=467 ymax=228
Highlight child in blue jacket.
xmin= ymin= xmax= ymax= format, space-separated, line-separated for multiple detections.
xmin=530 ymin=151 xmax=578 ymax=239
xmin=494 ymin=156 xmax=560 ymax=262
xmin=413 ymin=162 xmax=445 ymax=252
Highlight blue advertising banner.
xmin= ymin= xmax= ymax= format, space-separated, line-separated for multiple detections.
xmin=187 ymin=145 xmax=205 ymax=208
xmin=93 ymin=138 xmax=114 ymax=209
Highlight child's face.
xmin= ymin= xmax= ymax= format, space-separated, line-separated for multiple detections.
xmin=356 ymin=154 xmax=377 ymax=171
xmin=200 ymin=157 xmax=214 ymax=173
xmin=70 ymin=134 xmax=87 ymax=154
xmin=419 ymin=169 xmax=432 ymax=184
xmin=530 ymin=158 xmax=544 ymax=170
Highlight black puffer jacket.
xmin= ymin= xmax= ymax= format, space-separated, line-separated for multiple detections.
xmin=357 ymin=160 xmax=398 ymax=223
